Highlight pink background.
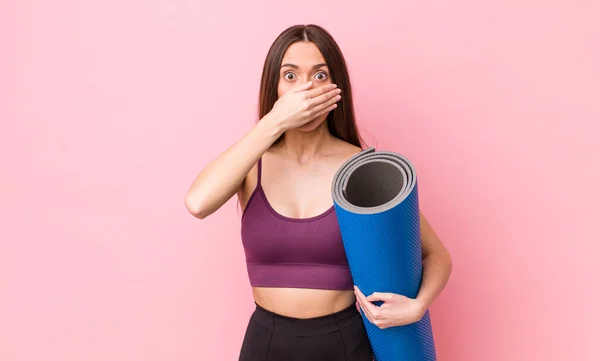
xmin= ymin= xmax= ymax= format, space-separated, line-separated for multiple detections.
xmin=1 ymin=0 xmax=599 ymax=360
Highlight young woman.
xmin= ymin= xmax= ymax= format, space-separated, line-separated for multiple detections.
xmin=185 ymin=24 xmax=452 ymax=361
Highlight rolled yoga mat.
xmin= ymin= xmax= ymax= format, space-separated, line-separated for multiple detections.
xmin=331 ymin=147 xmax=436 ymax=361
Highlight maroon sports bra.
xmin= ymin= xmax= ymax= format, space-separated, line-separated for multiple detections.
xmin=240 ymin=158 xmax=354 ymax=290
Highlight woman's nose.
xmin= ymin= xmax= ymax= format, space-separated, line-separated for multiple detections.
xmin=299 ymin=74 xmax=310 ymax=84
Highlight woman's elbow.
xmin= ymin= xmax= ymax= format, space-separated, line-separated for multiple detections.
xmin=184 ymin=193 xmax=212 ymax=219
xmin=443 ymin=249 xmax=453 ymax=274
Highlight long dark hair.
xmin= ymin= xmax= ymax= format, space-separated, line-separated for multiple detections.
xmin=258 ymin=24 xmax=364 ymax=148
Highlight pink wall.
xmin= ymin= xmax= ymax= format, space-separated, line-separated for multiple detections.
xmin=1 ymin=0 xmax=599 ymax=360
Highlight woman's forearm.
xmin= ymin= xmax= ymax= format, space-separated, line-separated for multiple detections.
xmin=415 ymin=250 xmax=453 ymax=312
xmin=184 ymin=115 xmax=282 ymax=219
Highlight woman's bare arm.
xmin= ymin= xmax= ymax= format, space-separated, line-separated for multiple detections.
xmin=184 ymin=116 xmax=281 ymax=219
xmin=185 ymin=81 xmax=341 ymax=219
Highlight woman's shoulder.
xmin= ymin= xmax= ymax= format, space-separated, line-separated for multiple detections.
xmin=332 ymin=138 xmax=363 ymax=160
xmin=324 ymin=139 xmax=363 ymax=171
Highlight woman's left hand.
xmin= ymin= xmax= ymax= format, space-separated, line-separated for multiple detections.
xmin=354 ymin=286 xmax=426 ymax=329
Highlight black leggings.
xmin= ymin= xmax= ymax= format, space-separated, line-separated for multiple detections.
xmin=238 ymin=302 xmax=373 ymax=361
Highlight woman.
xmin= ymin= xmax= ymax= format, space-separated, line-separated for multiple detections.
xmin=185 ymin=24 xmax=452 ymax=361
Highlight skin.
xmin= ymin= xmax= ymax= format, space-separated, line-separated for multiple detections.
xmin=185 ymin=41 xmax=452 ymax=323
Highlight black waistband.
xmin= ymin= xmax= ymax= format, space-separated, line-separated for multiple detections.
xmin=251 ymin=302 xmax=362 ymax=336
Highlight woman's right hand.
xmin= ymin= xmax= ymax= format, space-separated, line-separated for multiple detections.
xmin=266 ymin=81 xmax=342 ymax=132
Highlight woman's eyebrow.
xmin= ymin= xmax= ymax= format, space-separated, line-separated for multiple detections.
xmin=280 ymin=63 xmax=328 ymax=70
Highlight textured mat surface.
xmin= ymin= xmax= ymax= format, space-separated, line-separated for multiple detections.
xmin=331 ymin=147 xmax=436 ymax=361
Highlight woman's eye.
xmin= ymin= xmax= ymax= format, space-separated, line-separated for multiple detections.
xmin=284 ymin=72 xmax=295 ymax=80
xmin=315 ymin=71 xmax=328 ymax=81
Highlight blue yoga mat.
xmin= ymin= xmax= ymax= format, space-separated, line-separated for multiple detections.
xmin=331 ymin=147 xmax=436 ymax=361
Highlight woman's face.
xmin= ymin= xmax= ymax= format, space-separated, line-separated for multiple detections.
xmin=278 ymin=41 xmax=333 ymax=132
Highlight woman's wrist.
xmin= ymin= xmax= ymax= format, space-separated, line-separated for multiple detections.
xmin=258 ymin=112 xmax=286 ymax=140
xmin=241 ymin=113 xmax=284 ymax=155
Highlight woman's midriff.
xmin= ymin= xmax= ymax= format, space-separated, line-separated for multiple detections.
xmin=252 ymin=287 xmax=357 ymax=318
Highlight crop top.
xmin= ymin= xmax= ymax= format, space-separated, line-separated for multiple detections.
xmin=240 ymin=158 xmax=354 ymax=290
